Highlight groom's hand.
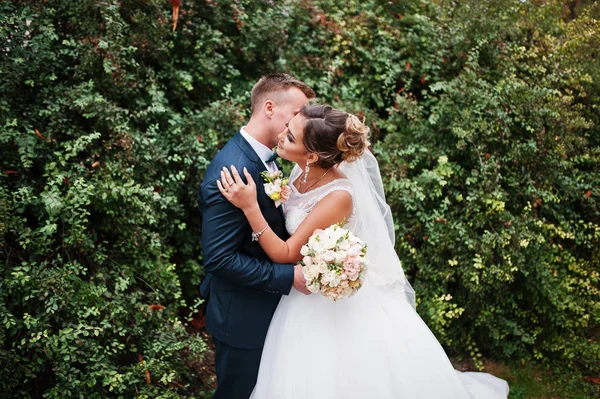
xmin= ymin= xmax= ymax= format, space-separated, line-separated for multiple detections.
xmin=293 ymin=265 xmax=311 ymax=295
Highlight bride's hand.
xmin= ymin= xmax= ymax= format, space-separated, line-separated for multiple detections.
xmin=217 ymin=166 xmax=258 ymax=211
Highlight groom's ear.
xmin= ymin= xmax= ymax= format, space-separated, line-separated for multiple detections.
xmin=264 ymin=100 xmax=275 ymax=118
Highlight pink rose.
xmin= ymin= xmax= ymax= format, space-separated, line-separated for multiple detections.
xmin=280 ymin=185 xmax=291 ymax=203
xmin=343 ymin=256 xmax=360 ymax=272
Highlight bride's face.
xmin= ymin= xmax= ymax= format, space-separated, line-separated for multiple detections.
xmin=276 ymin=113 xmax=310 ymax=163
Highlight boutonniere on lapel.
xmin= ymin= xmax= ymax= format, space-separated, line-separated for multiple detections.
xmin=261 ymin=170 xmax=290 ymax=208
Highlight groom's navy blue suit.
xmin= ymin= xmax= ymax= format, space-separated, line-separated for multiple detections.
xmin=198 ymin=132 xmax=295 ymax=398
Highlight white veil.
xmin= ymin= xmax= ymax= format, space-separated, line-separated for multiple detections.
xmin=339 ymin=151 xmax=416 ymax=308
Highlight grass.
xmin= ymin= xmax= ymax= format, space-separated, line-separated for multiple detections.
xmin=502 ymin=365 xmax=599 ymax=399
xmin=452 ymin=358 xmax=600 ymax=399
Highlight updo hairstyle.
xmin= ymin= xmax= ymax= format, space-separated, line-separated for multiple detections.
xmin=300 ymin=105 xmax=371 ymax=169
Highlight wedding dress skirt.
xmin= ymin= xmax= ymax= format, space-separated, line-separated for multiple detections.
xmin=250 ymin=282 xmax=509 ymax=399
xmin=250 ymin=165 xmax=509 ymax=398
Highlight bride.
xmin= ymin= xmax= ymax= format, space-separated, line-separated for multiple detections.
xmin=217 ymin=104 xmax=509 ymax=398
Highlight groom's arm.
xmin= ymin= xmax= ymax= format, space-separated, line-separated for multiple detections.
xmin=200 ymin=179 xmax=294 ymax=295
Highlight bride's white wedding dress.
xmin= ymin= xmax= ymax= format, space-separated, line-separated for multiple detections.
xmin=250 ymin=154 xmax=509 ymax=398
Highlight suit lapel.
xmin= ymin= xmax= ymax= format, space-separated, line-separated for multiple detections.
xmin=276 ymin=196 xmax=285 ymax=220
xmin=232 ymin=132 xmax=267 ymax=174
xmin=233 ymin=132 xmax=286 ymax=222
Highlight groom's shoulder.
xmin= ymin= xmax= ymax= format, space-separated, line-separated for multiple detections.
xmin=209 ymin=137 xmax=248 ymax=169
xmin=203 ymin=136 xmax=256 ymax=183
xmin=214 ymin=136 xmax=242 ymax=159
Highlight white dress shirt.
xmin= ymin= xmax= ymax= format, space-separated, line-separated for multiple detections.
xmin=240 ymin=127 xmax=278 ymax=173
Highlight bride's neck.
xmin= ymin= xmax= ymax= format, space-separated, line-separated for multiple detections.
xmin=297 ymin=164 xmax=331 ymax=193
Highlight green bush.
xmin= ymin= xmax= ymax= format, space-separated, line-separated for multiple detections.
xmin=1 ymin=0 xmax=599 ymax=397
xmin=380 ymin=2 xmax=600 ymax=372
xmin=0 ymin=1 xmax=215 ymax=397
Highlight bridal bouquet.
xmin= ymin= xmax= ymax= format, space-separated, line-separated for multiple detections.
xmin=299 ymin=223 xmax=368 ymax=301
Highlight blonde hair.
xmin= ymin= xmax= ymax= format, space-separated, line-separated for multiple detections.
xmin=338 ymin=113 xmax=371 ymax=162
xmin=250 ymin=73 xmax=315 ymax=113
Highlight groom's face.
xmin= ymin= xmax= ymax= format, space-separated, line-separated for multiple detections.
xmin=269 ymin=87 xmax=309 ymax=145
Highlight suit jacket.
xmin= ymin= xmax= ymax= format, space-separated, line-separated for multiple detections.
xmin=198 ymin=131 xmax=294 ymax=349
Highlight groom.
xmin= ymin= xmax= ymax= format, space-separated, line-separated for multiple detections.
xmin=198 ymin=74 xmax=315 ymax=398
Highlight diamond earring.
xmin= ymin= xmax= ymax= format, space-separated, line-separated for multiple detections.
xmin=303 ymin=160 xmax=310 ymax=183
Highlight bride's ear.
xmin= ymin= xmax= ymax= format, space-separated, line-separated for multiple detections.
xmin=307 ymin=153 xmax=319 ymax=164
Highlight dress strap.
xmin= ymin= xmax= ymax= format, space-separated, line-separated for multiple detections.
xmin=289 ymin=164 xmax=302 ymax=183
xmin=306 ymin=181 xmax=355 ymax=211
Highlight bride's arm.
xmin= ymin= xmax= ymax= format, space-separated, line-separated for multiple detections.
xmin=218 ymin=166 xmax=353 ymax=264
xmin=244 ymin=191 xmax=352 ymax=263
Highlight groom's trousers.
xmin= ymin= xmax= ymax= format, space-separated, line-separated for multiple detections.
xmin=212 ymin=337 xmax=262 ymax=399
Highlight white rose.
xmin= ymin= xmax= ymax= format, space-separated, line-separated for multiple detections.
xmin=312 ymin=240 xmax=328 ymax=253
xmin=321 ymin=237 xmax=336 ymax=251
xmin=347 ymin=243 xmax=363 ymax=257
xmin=321 ymin=250 xmax=336 ymax=263
xmin=300 ymin=245 xmax=310 ymax=256
xmin=338 ymin=239 xmax=351 ymax=251
xmin=327 ymin=270 xmax=341 ymax=287
xmin=264 ymin=183 xmax=275 ymax=196
xmin=334 ymin=252 xmax=346 ymax=264
xmin=348 ymin=234 xmax=360 ymax=245
xmin=265 ymin=183 xmax=281 ymax=195
xmin=302 ymin=264 xmax=319 ymax=281
xmin=329 ymin=227 xmax=344 ymax=241
xmin=307 ymin=281 xmax=321 ymax=293
xmin=321 ymin=268 xmax=337 ymax=283
xmin=316 ymin=260 xmax=328 ymax=274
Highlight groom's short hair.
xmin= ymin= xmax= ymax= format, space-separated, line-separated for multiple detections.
xmin=251 ymin=73 xmax=315 ymax=113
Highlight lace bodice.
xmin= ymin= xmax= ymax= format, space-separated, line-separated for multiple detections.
xmin=284 ymin=165 xmax=356 ymax=235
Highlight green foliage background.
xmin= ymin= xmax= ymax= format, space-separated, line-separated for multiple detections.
xmin=1 ymin=0 xmax=599 ymax=397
